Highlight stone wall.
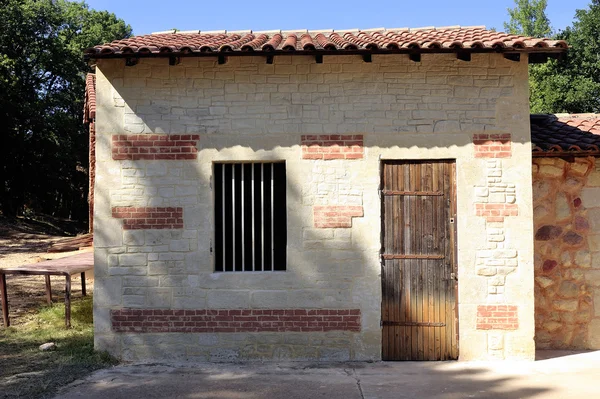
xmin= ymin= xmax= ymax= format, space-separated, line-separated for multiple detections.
xmin=93 ymin=53 xmax=535 ymax=361
xmin=533 ymin=156 xmax=600 ymax=349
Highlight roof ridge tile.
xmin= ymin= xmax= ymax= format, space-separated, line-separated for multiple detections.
xmin=200 ymin=30 xmax=226 ymax=35
xmin=408 ymin=26 xmax=436 ymax=31
xmin=86 ymin=26 xmax=569 ymax=58
xmin=151 ymin=30 xmax=176 ymax=35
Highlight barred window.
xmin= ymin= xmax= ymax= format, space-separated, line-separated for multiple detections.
xmin=214 ymin=162 xmax=287 ymax=272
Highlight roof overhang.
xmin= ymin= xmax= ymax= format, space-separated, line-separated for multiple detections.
xmin=84 ymin=27 xmax=568 ymax=65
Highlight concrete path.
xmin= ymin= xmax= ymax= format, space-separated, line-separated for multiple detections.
xmin=54 ymin=351 xmax=600 ymax=399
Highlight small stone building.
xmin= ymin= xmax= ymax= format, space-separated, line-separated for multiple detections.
xmin=84 ymin=26 xmax=570 ymax=362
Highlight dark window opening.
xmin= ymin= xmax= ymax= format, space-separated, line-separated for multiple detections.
xmin=214 ymin=162 xmax=287 ymax=272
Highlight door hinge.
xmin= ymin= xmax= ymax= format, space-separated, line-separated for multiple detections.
xmin=451 ymin=272 xmax=457 ymax=281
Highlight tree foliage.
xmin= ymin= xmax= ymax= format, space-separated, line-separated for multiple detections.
xmin=505 ymin=0 xmax=600 ymax=113
xmin=504 ymin=0 xmax=552 ymax=37
xmin=530 ymin=1 xmax=600 ymax=113
xmin=0 ymin=0 xmax=131 ymax=220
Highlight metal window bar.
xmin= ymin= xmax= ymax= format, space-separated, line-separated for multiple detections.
xmin=261 ymin=164 xmax=265 ymax=271
xmin=217 ymin=162 xmax=284 ymax=272
xmin=251 ymin=163 xmax=255 ymax=271
xmin=271 ymin=163 xmax=274 ymax=271
xmin=241 ymin=165 xmax=245 ymax=271
xmin=232 ymin=165 xmax=236 ymax=271
xmin=221 ymin=165 xmax=225 ymax=270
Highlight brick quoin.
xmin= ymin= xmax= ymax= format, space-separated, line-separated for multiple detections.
xmin=301 ymin=135 xmax=364 ymax=160
xmin=112 ymin=207 xmax=183 ymax=230
xmin=473 ymin=134 xmax=512 ymax=158
xmin=476 ymin=305 xmax=519 ymax=330
xmin=475 ymin=203 xmax=518 ymax=222
xmin=110 ymin=309 xmax=362 ymax=333
xmin=314 ymin=205 xmax=364 ymax=228
xmin=112 ymin=134 xmax=200 ymax=160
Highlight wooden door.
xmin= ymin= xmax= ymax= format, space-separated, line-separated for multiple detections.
xmin=381 ymin=160 xmax=458 ymax=361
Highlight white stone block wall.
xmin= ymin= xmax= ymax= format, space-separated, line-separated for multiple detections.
xmin=93 ymin=53 xmax=534 ymax=361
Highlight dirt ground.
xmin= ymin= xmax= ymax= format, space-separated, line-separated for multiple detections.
xmin=0 ymin=217 xmax=92 ymax=326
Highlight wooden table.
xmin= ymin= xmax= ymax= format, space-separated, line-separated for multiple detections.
xmin=0 ymin=252 xmax=93 ymax=328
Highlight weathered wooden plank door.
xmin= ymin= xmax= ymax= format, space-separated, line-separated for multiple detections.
xmin=381 ymin=160 xmax=458 ymax=361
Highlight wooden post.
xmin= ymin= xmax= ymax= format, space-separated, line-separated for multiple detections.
xmin=45 ymin=275 xmax=53 ymax=305
xmin=80 ymin=272 xmax=86 ymax=296
xmin=1 ymin=274 xmax=9 ymax=328
xmin=65 ymin=274 xmax=71 ymax=328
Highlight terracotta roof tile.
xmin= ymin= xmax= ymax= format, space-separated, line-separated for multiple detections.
xmin=84 ymin=73 xmax=95 ymax=123
xmin=85 ymin=26 xmax=567 ymax=58
xmin=531 ymin=114 xmax=600 ymax=155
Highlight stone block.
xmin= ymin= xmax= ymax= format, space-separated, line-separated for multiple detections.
xmin=581 ymin=188 xmax=600 ymax=208
xmin=587 ymin=171 xmax=600 ymax=187
xmin=146 ymin=288 xmax=172 ymax=308
xmin=122 ymin=295 xmax=146 ymax=307
xmin=119 ymin=253 xmax=147 ymax=266
xmin=555 ymin=193 xmax=571 ymax=222
xmin=570 ymin=161 xmax=590 ymax=176
xmin=592 ymin=292 xmax=600 ymax=318
xmin=585 ymin=270 xmax=600 ymax=287
xmin=538 ymin=165 xmax=564 ymax=179
xmin=251 ymin=291 xmax=288 ymax=307
xmin=589 ymin=319 xmax=600 ymax=348
xmin=488 ymin=333 xmax=504 ymax=350
xmin=207 ymin=290 xmax=250 ymax=308
xmin=123 ymin=230 xmax=145 ymax=246
xmin=535 ymin=276 xmax=555 ymax=289
xmin=588 ymin=209 xmax=600 ymax=233
xmin=94 ymin=277 xmax=122 ymax=307
xmin=554 ymin=299 xmax=579 ymax=312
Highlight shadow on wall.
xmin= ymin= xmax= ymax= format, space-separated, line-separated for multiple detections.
xmin=92 ymin=54 xmax=532 ymax=361
xmin=55 ymin=362 xmax=552 ymax=399
xmin=92 ymin=110 xmax=382 ymax=360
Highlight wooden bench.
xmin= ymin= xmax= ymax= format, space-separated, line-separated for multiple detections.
xmin=0 ymin=251 xmax=94 ymax=328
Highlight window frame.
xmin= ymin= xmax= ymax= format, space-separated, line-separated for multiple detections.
xmin=212 ymin=161 xmax=288 ymax=273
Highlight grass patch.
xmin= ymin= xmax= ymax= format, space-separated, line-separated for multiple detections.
xmin=0 ymin=295 xmax=118 ymax=398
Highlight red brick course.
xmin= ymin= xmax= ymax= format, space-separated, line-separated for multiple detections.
xmin=110 ymin=308 xmax=361 ymax=333
xmin=301 ymin=135 xmax=364 ymax=160
xmin=473 ymin=134 xmax=512 ymax=158
xmin=475 ymin=203 xmax=518 ymax=222
xmin=112 ymin=134 xmax=200 ymax=161
xmin=476 ymin=305 xmax=519 ymax=330
xmin=314 ymin=205 xmax=364 ymax=228
xmin=112 ymin=207 xmax=183 ymax=230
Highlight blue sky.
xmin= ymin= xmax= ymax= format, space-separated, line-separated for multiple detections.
xmin=86 ymin=0 xmax=592 ymax=36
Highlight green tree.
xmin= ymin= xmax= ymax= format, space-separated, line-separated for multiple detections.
xmin=0 ymin=0 xmax=131 ymax=219
xmin=530 ymin=1 xmax=600 ymax=113
xmin=504 ymin=0 xmax=552 ymax=37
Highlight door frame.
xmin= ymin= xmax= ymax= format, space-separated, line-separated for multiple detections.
xmin=379 ymin=159 xmax=459 ymax=360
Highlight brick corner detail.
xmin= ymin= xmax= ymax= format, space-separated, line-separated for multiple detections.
xmin=301 ymin=135 xmax=364 ymax=160
xmin=112 ymin=134 xmax=200 ymax=161
xmin=476 ymin=305 xmax=518 ymax=330
xmin=112 ymin=206 xmax=183 ymax=230
xmin=313 ymin=205 xmax=364 ymax=228
xmin=473 ymin=134 xmax=511 ymax=158
xmin=475 ymin=203 xmax=518 ymax=222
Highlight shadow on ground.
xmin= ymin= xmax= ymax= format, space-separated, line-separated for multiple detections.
xmin=53 ymin=354 xmax=600 ymax=399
